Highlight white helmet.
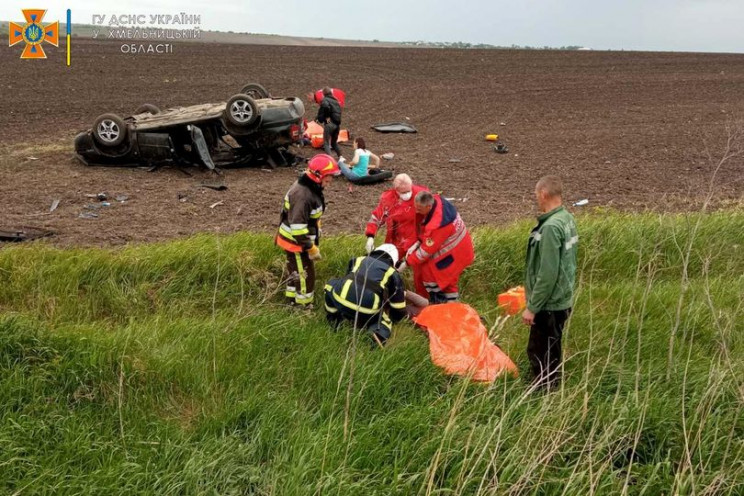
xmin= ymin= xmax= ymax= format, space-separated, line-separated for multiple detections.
xmin=374 ymin=243 xmax=399 ymax=266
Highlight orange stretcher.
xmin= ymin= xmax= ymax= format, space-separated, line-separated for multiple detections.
xmin=413 ymin=303 xmax=518 ymax=382
xmin=305 ymin=121 xmax=350 ymax=149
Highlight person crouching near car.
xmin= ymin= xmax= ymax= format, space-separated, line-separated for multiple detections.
xmin=338 ymin=137 xmax=381 ymax=183
xmin=275 ymin=154 xmax=340 ymax=308
xmin=324 ymin=243 xmax=407 ymax=346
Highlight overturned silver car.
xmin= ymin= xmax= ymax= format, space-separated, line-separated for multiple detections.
xmin=74 ymin=83 xmax=306 ymax=169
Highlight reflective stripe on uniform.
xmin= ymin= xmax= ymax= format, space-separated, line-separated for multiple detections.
xmin=350 ymin=257 xmax=364 ymax=273
xmin=331 ymin=258 xmax=394 ymax=315
xmin=296 ymin=291 xmax=314 ymax=305
xmin=332 ymin=294 xmax=380 ymax=315
xmin=390 ymin=300 xmax=406 ymax=309
xmin=309 ymin=206 xmax=323 ymax=219
xmin=379 ymin=267 xmax=396 ymax=289
xmin=415 ymin=246 xmax=429 ymax=262
xmin=279 ymin=223 xmax=296 ymax=241
xmin=290 ymin=223 xmax=309 ymax=236
xmin=295 ymin=253 xmax=307 ymax=297
xmin=333 ymin=279 xmax=380 ymax=315
xmin=424 ymin=282 xmax=441 ymax=293
xmin=378 ymin=312 xmax=393 ymax=333
xmin=430 ymin=215 xmax=468 ymax=260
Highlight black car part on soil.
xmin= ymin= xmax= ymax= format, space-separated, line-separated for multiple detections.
xmin=371 ymin=122 xmax=418 ymax=133
xmin=0 ymin=227 xmax=55 ymax=242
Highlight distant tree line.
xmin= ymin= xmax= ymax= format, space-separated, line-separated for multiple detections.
xmin=400 ymin=40 xmax=586 ymax=50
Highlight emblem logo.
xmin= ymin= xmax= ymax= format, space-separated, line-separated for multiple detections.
xmin=8 ymin=9 xmax=59 ymax=59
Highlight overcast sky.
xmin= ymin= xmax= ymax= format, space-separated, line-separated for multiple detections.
xmin=2 ymin=0 xmax=742 ymax=53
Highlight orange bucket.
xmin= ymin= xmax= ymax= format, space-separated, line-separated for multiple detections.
xmin=497 ymin=286 xmax=526 ymax=315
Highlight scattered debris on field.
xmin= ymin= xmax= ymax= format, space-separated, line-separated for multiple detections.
xmin=0 ymin=227 xmax=54 ymax=242
xmin=201 ymin=183 xmax=228 ymax=191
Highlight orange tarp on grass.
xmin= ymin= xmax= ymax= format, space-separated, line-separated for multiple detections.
xmin=413 ymin=303 xmax=518 ymax=382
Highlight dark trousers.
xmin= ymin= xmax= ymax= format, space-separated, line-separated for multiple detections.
xmin=323 ymin=122 xmax=342 ymax=158
xmin=324 ymin=278 xmax=393 ymax=345
xmin=527 ymin=309 xmax=571 ymax=389
xmin=285 ymin=250 xmax=315 ymax=305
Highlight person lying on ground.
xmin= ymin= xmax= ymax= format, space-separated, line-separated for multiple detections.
xmin=338 ymin=137 xmax=381 ymax=183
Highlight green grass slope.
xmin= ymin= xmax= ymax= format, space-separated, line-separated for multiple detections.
xmin=0 ymin=211 xmax=742 ymax=495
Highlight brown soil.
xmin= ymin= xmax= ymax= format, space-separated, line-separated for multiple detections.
xmin=1 ymin=39 xmax=742 ymax=247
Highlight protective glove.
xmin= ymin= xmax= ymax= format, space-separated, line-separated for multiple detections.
xmin=308 ymin=245 xmax=322 ymax=260
xmin=365 ymin=237 xmax=375 ymax=254
xmin=396 ymin=261 xmax=408 ymax=273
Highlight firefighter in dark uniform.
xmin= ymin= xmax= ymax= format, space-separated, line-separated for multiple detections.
xmin=324 ymin=244 xmax=407 ymax=346
xmin=276 ymin=154 xmax=340 ymax=307
xmin=316 ymin=87 xmax=343 ymax=159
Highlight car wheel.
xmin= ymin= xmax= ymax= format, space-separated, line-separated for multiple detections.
xmin=225 ymin=94 xmax=259 ymax=126
xmin=135 ymin=103 xmax=161 ymax=115
xmin=93 ymin=113 xmax=128 ymax=147
xmin=239 ymin=83 xmax=270 ymax=99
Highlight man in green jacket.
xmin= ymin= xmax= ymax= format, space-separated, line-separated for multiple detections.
xmin=522 ymin=175 xmax=578 ymax=389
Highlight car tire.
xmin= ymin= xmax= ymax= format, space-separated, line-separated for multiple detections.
xmin=239 ymin=83 xmax=270 ymax=99
xmin=93 ymin=113 xmax=128 ymax=147
xmin=135 ymin=103 xmax=161 ymax=115
xmin=225 ymin=94 xmax=260 ymax=127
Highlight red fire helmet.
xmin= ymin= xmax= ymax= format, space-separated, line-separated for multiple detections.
xmin=306 ymin=154 xmax=340 ymax=183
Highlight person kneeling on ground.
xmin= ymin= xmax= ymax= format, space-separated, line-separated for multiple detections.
xmin=338 ymin=137 xmax=381 ymax=183
xmin=324 ymin=243 xmax=407 ymax=346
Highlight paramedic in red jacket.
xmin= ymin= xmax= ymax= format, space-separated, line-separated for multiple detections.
xmin=403 ymin=190 xmax=475 ymax=304
xmin=364 ymin=174 xmax=429 ymax=297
